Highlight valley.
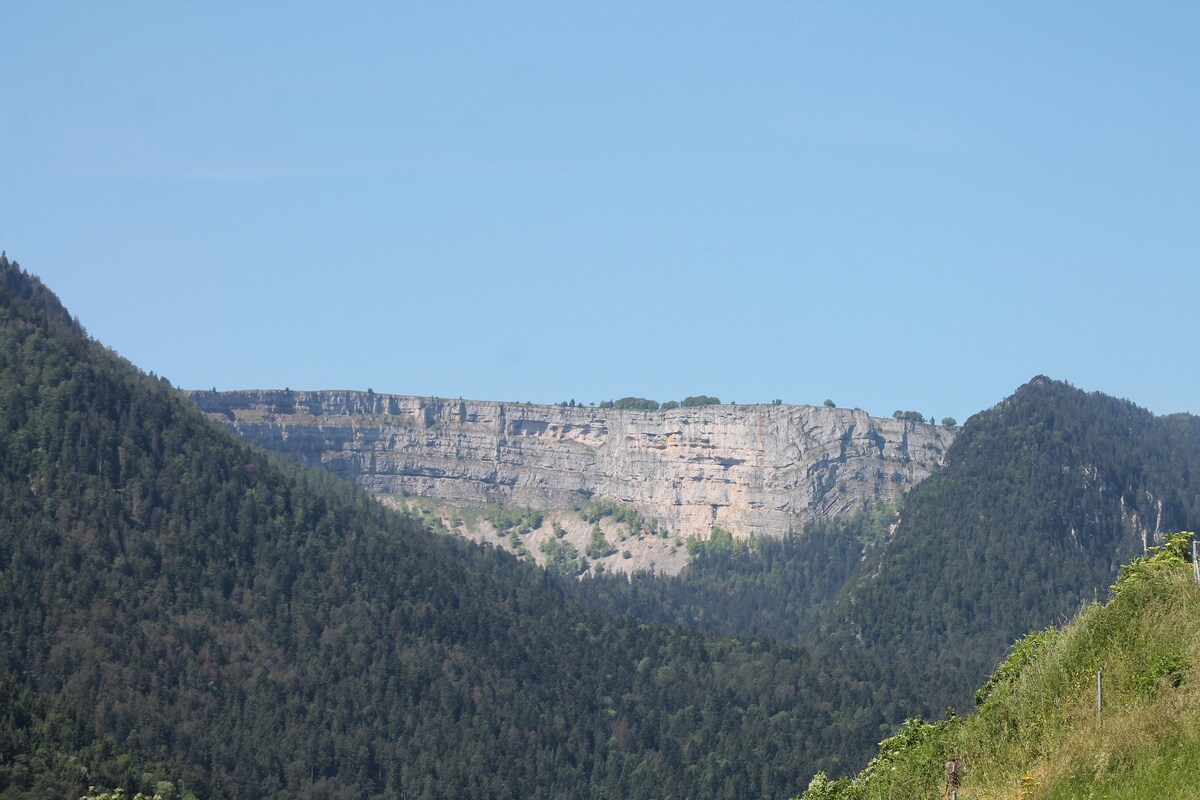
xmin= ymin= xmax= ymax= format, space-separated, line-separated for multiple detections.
xmin=3 ymin=253 xmax=1199 ymax=799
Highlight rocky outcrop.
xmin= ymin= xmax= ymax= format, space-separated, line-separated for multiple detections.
xmin=190 ymin=390 xmax=957 ymax=541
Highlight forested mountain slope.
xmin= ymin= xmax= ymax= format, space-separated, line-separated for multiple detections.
xmin=0 ymin=253 xmax=888 ymax=798
xmin=836 ymin=376 xmax=1200 ymax=716
xmin=575 ymin=502 xmax=894 ymax=643
xmin=570 ymin=377 xmax=1200 ymax=742
xmin=0 ymin=667 xmax=198 ymax=798
xmin=7 ymin=252 xmax=1196 ymax=798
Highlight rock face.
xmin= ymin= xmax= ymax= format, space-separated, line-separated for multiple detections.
xmin=190 ymin=390 xmax=957 ymax=541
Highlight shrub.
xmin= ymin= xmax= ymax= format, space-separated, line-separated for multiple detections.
xmin=586 ymin=526 xmax=617 ymax=559
xmin=613 ymin=397 xmax=660 ymax=411
xmin=681 ymin=395 xmax=721 ymax=407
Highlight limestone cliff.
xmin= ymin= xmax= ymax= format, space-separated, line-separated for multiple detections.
xmin=190 ymin=391 xmax=956 ymax=542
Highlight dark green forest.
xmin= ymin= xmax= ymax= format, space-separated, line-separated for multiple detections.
xmin=0 ymin=667 xmax=204 ymax=799
xmin=838 ymin=375 xmax=1200 ymax=715
xmin=576 ymin=504 xmax=895 ymax=643
xmin=4 ymin=252 xmax=1199 ymax=799
xmin=572 ymin=376 xmax=1200 ymax=726
xmin=0 ymin=255 xmax=895 ymax=798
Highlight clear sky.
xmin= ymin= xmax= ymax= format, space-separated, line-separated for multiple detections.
xmin=3 ymin=2 xmax=1198 ymax=422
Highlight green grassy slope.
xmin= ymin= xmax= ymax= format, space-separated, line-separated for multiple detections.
xmin=800 ymin=531 xmax=1200 ymax=800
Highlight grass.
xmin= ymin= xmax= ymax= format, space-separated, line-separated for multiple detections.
xmin=800 ymin=532 xmax=1200 ymax=800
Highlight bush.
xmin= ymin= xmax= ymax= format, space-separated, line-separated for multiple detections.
xmin=579 ymin=499 xmax=649 ymax=536
xmin=614 ymin=397 xmax=660 ymax=411
xmin=681 ymin=395 xmax=721 ymax=407
xmin=484 ymin=506 xmax=543 ymax=535
xmin=586 ymin=526 xmax=617 ymax=559
xmin=685 ymin=526 xmax=744 ymax=560
xmin=1109 ymin=530 xmax=1194 ymax=600
xmin=540 ymin=538 xmax=584 ymax=576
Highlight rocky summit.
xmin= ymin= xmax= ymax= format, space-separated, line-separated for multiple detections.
xmin=191 ymin=391 xmax=956 ymax=545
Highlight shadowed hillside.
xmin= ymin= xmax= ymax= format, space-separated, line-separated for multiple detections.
xmin=568 ymin=377 xmax=1200 ymax=749
xmin=836 ymin=377 xmax=1200 ymax=716
xmin=0 ymin=253 xmax=893 ymax=798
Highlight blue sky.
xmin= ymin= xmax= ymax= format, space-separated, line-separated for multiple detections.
xmin=3 ymin=2 xmax=1197 ymax=421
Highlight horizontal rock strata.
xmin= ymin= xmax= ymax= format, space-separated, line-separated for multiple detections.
xmin=190 ymin=391 xmax=956 ymax=540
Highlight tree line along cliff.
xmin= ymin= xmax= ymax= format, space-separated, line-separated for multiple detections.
xmin=188 ymin=390 xmax=957 ymax=548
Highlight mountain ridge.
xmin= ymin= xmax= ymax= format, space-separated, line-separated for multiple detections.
xmin=188 ymin=388 xmax=956 ymax=573
xmin=0 ymin=253 xmax=889 ymax=797
xmin=7 ymin=250 xmax=1200 ymax=798
xmin=830 ymin=374 xmax=1200 ymax=716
